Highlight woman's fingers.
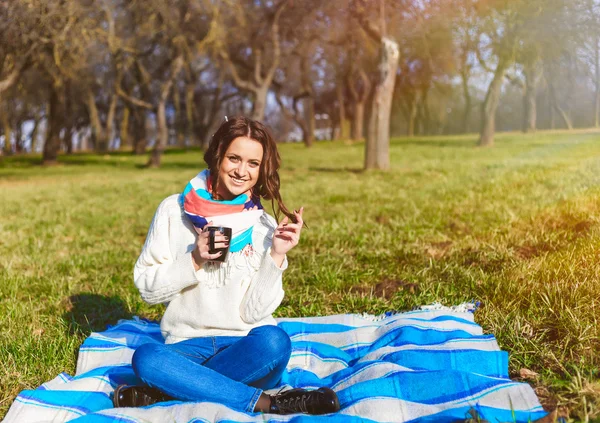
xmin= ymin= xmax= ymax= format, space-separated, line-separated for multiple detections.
xmin=211 ymin=234 xmax=229 ymax=242
xmin=279 ymin=223 xmax=301 ymax=232
xmin=198 ymin=235 xmax=228 ymax=251
xmin=206 ymin=251 xmax=223 ymax=260
xmin=274 ymin=232 xmax=296 ymax=242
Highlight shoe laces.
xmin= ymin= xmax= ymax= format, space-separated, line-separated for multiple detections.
xmin=272 ymin=388 xmax=314 ymax=414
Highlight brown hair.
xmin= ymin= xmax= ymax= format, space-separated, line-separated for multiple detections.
xmin=204 ymin=116 xmax=295 ymax=223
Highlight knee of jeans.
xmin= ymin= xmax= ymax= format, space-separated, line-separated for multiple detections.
xmin=250 ymin=325 xmax=292 ymax=361
xmin=131 ymin=342 xmax=165 ymax=378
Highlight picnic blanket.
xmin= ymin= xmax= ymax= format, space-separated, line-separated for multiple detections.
xmin=4 ymin=304 xmax=548 ymax=422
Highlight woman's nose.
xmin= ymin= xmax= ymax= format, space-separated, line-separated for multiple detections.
xmin=235 ymin=163 xmax=247 ymax=175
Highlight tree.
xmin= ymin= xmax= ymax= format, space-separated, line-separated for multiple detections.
xmin=453 ymin=1 xmax=479 ymax=134
xmin=25 ymin=0 xmax=96 ymax=164
xmin=115 ymin=0 xmax=209 ymax=166
xmin=217 ymin=0 xmax=290 ymax=121
xmin=475 ymin=1 xmax=524 ymax=146
xmin=0 ymin=2 xmax=33 ymax=97
xmin=351 ymin=0 xmax=399 ymax=170
xmin=83 ymin=3 xmax=122 ymax=153
xmin=578 ymin=0 xmax=600 ymax=127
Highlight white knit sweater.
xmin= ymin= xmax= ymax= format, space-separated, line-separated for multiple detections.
xmin=134 ymin=194 xmax=287 ymax=344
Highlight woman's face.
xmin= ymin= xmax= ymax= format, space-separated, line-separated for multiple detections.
xmin=216 ymin=136 xmax=263 ymax=200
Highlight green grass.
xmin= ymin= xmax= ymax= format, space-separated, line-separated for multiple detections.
xmin=1 ymin=131 xmax=599 ymax=421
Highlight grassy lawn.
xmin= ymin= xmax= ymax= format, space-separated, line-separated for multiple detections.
xmin=1 ymin=131 xmax=599 ymax=421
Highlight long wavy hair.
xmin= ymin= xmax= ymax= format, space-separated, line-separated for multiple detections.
xmin=204 ymin=116 xmax=295 ymax=223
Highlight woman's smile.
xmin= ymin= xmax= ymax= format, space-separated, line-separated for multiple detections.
xmin=230 ymin=175 xmax=248 ymax=186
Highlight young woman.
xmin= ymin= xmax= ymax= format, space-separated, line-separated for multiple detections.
xmin=113 ymin=116 xmax=340 ymax=415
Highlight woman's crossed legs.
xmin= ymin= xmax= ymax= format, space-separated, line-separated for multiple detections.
xmin=131 ymin=325 xmax=291 ymax=413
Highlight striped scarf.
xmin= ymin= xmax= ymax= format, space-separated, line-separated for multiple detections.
xmin=180 ymin=170 xmax=263 ymax=253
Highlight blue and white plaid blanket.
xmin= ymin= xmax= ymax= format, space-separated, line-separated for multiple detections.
xmin=4 ymin=304 xmax=548 ymax=422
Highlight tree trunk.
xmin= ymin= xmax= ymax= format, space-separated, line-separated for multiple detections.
xmin=555 ymin=105 xmax=573 ymax=130
xmin=15 ymin=120 xmax=24 ymax=153
xmin=523 ymin=88 xmax=537 ymax=133
xmin=185 ymin=83 xmax=196 ymax=146
xmin=120 ymin=107 xmax=130 ymax=149
xmin=105 ymin=94 xmax=117 ymax=151
xmin=478 ymin=57 xmax=509 ymax=147
xmin=336 ymin=84 xmax=349 ymax=140
xmin=348 ymin=68 xmax=370 ymax=141
xmin=252 ymin=86 xmax=268 ymax=121
xmin=523 ymin=58 xmax=541 ymax=133
xmin=43 ymin=88 xmax=63 ymax=165
xmin=595 ymin=34 xmax=600 ymax=127
xmin=148 ymin=56 xmax=183 ymax=167
xmin=63 ymin=125 xmax=74 ymax=154
xmin=407 ymin=95 xmax=417 ymax=137
xmin=461 ymin=69 xmax=471 ymax=134
xmin=132 ymin=109 xmax=148 ymax=155
xmin=1 ymin=111 xmax=12 ymax=155
xmin=202 ymin=129 xmax=213 ymax=151
xmin=365 ymin=38 xmax=399 ymax=170
xmin=87 ymin=91 xmax=109 ymax=153
xmin=303 ymin=97 xmax=315 ymax=147
xmin=173 ymin=86 xmax=186 ymax=148
xmin=548 ymin=79 xmax=573 ymax=130
xmin=352 ymin=102 xmax=365 ymax=140
xmin=148 ymin=104 xmax=167 ymax=167
xmin=30 ymin=116 xmax=40 ymax=153
xmin=421 ymin=88 xmax=431 ymax=135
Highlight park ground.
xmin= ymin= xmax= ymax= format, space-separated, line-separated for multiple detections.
xmin=0 ymin=130 xmax=599 ymax=421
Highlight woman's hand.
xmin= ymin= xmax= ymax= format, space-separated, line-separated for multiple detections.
xmin=191 ymin=221 xmax=229 ymax=271
xmin=271 ymin=207 xmax=304 ymax=267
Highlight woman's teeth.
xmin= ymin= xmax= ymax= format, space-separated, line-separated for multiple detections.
xmin=231 ymin=176 xmax=246 ymax=185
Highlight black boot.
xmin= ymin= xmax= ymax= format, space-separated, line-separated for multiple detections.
xmin=269 ymin=387 xmax=340 ymax=415
xmin=113 ymin=384 xmax=173 ymax=407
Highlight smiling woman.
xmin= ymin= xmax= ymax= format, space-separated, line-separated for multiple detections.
xmin=112 ymin=116 xmax=340 ymax=415
xmin=216 ymin=137 xmax=263 ymax=200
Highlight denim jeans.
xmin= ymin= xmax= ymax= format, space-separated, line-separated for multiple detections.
xmin=131 ymin=325 xmax=292 ymax=413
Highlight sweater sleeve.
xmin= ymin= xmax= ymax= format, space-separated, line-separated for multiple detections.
xmin=239 ymin=216 xmax=287 ymax=324
xmin=133 ymin=198 xmax=201 ymax=305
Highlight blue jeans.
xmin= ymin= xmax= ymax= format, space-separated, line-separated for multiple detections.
xmin=131 ymin=325 xmax=292 ymax=413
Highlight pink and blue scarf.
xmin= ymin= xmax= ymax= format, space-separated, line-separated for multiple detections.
xmin=180 ymin=170 xmax=263 ymax=253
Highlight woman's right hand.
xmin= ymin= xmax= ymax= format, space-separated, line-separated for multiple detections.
xmin=191 ymin=221 xmax=229 ymax=271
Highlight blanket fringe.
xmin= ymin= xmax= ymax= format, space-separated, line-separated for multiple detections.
xmin=358 ymin=301 xmax=480 ymax=322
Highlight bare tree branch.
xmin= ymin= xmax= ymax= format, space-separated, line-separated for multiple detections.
xmin=220 ymin=52 xmax=255 ymax=91
xmin=254 ymin=48 xmax=263 ymax=85
xmin=116 ymin=85 xmax=154 ymax=110
xmin=263 ymin=0 xmax=290 ymax=86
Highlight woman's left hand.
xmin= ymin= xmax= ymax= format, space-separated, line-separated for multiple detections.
xmin=271 ymin=207 xmax=304 ymax=266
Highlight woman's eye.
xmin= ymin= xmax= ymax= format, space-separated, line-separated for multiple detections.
xmin=249 ymin=162 xmax=259 ymax=168
xmin=228 ymin=156 xmax=239 ymax=162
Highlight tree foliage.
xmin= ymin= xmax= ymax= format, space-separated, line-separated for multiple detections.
xmin=0 ymin=0 xmax=597 ymax=165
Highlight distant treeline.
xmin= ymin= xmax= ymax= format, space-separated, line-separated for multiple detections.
xmin=0 ymin=0 xmax=598 ymax=166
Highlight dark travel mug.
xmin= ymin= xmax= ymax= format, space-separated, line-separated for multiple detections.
xmin=205 ymin=226 xmax=232 ymax=262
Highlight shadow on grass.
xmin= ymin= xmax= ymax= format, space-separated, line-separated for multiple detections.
xmin=63 ymin=293 xmax=133 ymax=336
xmin=1 ymin=148 xmax=203 ymax=169
xmin=393 ymin=138 xmax=476 ymax=148
xmin=308 ymin=167 xmax=364 ymax=174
